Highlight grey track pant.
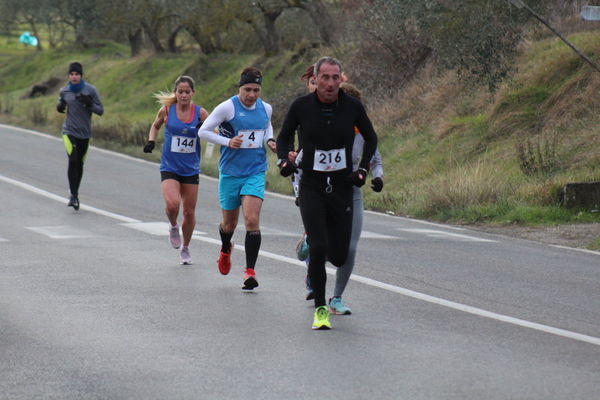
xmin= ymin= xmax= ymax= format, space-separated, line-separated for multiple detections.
xmin=333 ymin=186 xmax=363 ymax=298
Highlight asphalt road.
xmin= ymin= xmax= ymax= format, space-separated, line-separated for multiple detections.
xmin=1 ymin=124 xmax=600 ymax=399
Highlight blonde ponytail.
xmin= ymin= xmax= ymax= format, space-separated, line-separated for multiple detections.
xmin=153 ymin=91 xmax=177 ymax=107
xmin=153 ymin=75 xmax=196 ymax=107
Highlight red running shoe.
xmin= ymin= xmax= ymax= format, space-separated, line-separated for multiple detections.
xmin=217 ymin=243 xmax=233 ymax=275
xmin=242 ymin=268 xmax=259 ymax=291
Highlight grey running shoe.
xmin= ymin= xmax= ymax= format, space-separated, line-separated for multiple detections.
xmin=305 ymin=274 xmax=314 ymax=301
xmin=295 ymin=233 xmax=309 ymax=261
xmin=329 ymin=297 xmax=352 ymax=315
xmin=180 ymin=246 xmax=192 ymax=265
xmin=169 ymin=224 xmax=181 ymax=249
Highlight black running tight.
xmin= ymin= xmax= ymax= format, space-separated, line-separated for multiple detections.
xmin=63 ymin=135 xmax=89 ymax=197
xmin=299 ymin=181 xmax=353 ymax=308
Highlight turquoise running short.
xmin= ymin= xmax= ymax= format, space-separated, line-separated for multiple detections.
xmin=218 ymin=172 xmax=265 ymax=210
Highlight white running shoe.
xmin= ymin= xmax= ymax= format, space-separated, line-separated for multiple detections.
xmin=169 ymin=224 xmax=181 ymax=249
xmin=180 ymin=246 xmax=192 ymax=265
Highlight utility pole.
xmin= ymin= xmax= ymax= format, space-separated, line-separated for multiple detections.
xmin=507 ymin=0 xmax=600 ymax=73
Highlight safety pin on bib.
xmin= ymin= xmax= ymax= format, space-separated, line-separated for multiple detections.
xmin=325 ymin=176 xmax=333 ymax=194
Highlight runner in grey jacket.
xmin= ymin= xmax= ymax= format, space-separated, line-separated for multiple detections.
xmin=56 ymin=62 xmax=103 ymax=210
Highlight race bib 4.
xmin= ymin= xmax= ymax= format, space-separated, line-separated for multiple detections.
xmin=239 ymin=129 xmax=265 ymax=149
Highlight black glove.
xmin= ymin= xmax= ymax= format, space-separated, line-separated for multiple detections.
xmin=350 ymin=168 xmax=367 ymax=187
xmin=143 ymin=140 xmax=155 ymax=153
xmin=77 ymin=94 xmax=93 ymax=108
xmin=278 ymin=160 xmax=298 ymax=177
xmin=56 ymin=101 xmax=66 ymax=113
xmin=371 ymin=177 xmax=384 ymax=192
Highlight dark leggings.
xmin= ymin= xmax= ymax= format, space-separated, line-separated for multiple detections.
xmin=299 ymin=181 xmax=353 ymax=308
xmin=63 ymin=135 xmax=89 ymax=197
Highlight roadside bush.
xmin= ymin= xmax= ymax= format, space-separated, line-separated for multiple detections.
xmin=415 ymin=159 xmax=513 ymax=216
xmin=28 ymin=101 xmax=47 ymax=125
xmin=1 ymin=95 xmax=13 ymax=114
xmin=513 ymin=178 xmax=565 ymax=207
xmin=516 ymin=132 xmax=561 ymax=176
xmin=94 ymin=117 xmax=149 ymax=147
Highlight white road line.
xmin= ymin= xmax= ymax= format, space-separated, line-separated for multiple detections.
xmin=0 ymin=124 xmax=217 ymax=182
xmin=349 ymin=274 xmax=600 ymax=346
xmin=364 ymin=209 xmax=470 ymax=231
xmin=26 ymin=225 xmax=96 ymax=239
xmin=398 ymin=228 xmax=497 ymax=242
xmin=215 ymin=241 xmax=600 ymax=346
xmin=360 ymin=230 xmax=399 ymax=239
xmin=550 ymin=244 xmax=600 ymax=256
xmin=3 ymin=170 xmax=600 ymax=347
xmin=122 ymin=222 xmax=207 ymax=236
xmin=0 ymin=174 xmax=140 ymax=223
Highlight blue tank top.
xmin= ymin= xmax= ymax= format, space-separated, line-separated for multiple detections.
xmin=160 ymin=104 xmax=202 ymax=176
xmin=217 ymin=96 xmax=269 ymax=177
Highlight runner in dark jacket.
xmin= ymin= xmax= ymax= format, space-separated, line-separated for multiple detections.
xmin=56 ymin=62 xmax=103 ymax=210
xmin=276 ymin=57 xmax=377 ymax=330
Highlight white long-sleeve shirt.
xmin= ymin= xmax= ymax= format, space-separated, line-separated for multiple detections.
xmin=197 ymin=97 xmax=273 ymax=146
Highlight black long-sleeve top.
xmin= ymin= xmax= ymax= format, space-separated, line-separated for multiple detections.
xmin=277 ymin=90 xmax=377 ymax=187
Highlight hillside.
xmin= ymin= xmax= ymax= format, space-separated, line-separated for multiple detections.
xmin=364 ymin=31 xmax=600 ymax=223
xmin=0 ymin=35 xmax=599 ymax=249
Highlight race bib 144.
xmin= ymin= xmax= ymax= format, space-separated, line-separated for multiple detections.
xmin=171 ymin=135 xmax=196 ymax=153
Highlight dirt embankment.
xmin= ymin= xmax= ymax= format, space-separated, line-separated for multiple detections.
xmin=469 ymin=223 xmax=600 ymax=250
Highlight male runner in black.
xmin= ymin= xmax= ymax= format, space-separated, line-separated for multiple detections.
xmin=276 ymin=56 xmax=377 ymax=330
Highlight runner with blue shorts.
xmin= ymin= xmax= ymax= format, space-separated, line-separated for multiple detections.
xmin=197 ymin=67 xmax=276 ymax=290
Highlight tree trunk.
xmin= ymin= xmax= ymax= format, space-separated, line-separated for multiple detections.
xmin=128 ymin=27 xmax=143 ymax=57
xmin=297 ymin=0 xmax=334 ymax=45
xmin=27 ymin=18 xmax=43 ymax=51
xmin=186 ymin=26 xmax=217 ymax=55
xmin=286 ymin=0 xmax=335 ymax=45
xmin=46 ymin=22 xmax=57 ymax=49
xmin=73 ymin=21 xmax=89 ymax=49
xmin=249 ymin=3 xmax=282 ymax=56
xmin=141 ymin=21 xmax=165 ymax=53
xmin=167 ymin=25 xmax=182 ymax=53
xmin=248 ymin=20 xmax=278 ymax=57
xmin=262 ymin=11 xmax=280 ymax=56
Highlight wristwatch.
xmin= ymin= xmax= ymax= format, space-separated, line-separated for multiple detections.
xmin=277 ymin=159 xmax=287 ymax=167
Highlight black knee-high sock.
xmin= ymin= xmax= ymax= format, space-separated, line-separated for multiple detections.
xmin=219 ymin=226 xmax=234 ymax=253
xmin=245 ymin=230 xmax=261 ymax=270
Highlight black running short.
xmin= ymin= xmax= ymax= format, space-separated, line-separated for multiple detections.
xmin=160 ymin=171 xmax=200 ymax=184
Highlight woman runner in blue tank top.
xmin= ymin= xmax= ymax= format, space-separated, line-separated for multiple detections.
xmin=144 ymin=75 xmax=209 ymax=266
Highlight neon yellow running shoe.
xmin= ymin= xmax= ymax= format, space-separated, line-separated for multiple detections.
xmin=312 ymin=306 xmax=331 ymax=330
